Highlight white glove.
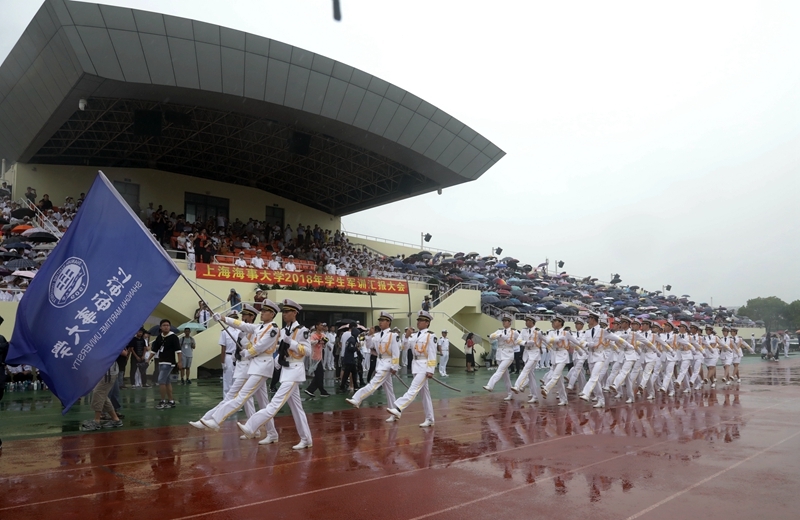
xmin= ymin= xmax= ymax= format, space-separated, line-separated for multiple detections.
xmin=240 ymin=349 xmax=251 ymax=360
xmin=213 ymin=313 xmax=222 ymax=322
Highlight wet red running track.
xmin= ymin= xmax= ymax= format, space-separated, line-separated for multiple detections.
xmin=3 ymin=360 xmax=800 ymax=519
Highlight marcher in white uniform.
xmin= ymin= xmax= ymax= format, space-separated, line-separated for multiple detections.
xmin=346 ymin=312 xmax=400 ymax=418
xmin=719 ymin=327 xmax=735 ymax=384
xmin=578 ymin=312 xmax=612 ymax=408
xmin=540 ymin=316 xmax=571 ymax=406
xmin=609 ymin=316 xmax=640 ymax=403
xmin=190 ymin=304 xmax=278 ymax=442
xmin=636 ymin=318 xmax=660 ymax=400
xmin=199 ymin=302 xmax=282 ymax=443
xmin=323 ymin=325 xmax=336 ymax=371
xmin=703 ymin=325 xmax=720 ymax=388
xmin=237 ymin=299 xmax=313 ymax=450
xmin=566 ymin=318 xmax=589 ymax=391
xmin=656 ymin=321 xmax=678 ymax=396
xmin=483 ymin=314 xmax=521 ymax=400
xmin=731 ymin=327 xmax=754 ymax=382
xmin=218 ymin=310 xmax=239 ymax=396
xmin=688 ymin=324 xmax=706 ymax=389
xmin=511 ymin=315 xmax=544 ymax=403
xmin=387 ymin=310 xmax=438 ymax=427
xmin=437 ymin=330 xmax=450 ymax=377
xmin=673 ymin=323 xmax=695 ymax=393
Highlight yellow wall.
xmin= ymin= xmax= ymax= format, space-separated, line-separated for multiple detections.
xmin=11 ymin=163 xmax=341 ymax=231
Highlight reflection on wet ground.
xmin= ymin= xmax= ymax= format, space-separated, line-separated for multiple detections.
xmin=2 ymin=359 xmax=800 ymax=519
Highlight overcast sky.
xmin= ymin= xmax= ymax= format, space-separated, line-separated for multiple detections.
xmin=1 ymin=0 xmax=798 ymax=306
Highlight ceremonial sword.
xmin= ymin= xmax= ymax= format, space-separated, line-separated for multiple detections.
xmin=430 ymin=376 xmax=461 ymax=392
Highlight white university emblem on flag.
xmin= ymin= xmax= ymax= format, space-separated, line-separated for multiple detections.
xmin=49 ymin=257 xmax=89 ymax=308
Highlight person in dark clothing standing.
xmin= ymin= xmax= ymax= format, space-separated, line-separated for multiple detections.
xmin=151 ymin=319 xmax=182 ymax=410
xmin=366 ymin=326 xmax=379 ymax=382
xmin=339 ymin=323 xmax=360 ymax=392
xmin=0 ymin=316 xmax=8 ymax=450
xmin=127 ymin=328 xmax=149 ymax=387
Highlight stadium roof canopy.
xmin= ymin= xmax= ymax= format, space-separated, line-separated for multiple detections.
xmin=0 ymin=0 xmax=505 ymax=216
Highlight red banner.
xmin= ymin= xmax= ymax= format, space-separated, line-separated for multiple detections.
xmin=195 ymin=263 xmax=409 ymax=294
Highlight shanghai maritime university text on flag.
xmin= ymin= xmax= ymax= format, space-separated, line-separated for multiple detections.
xmin=6 ymin=171 xmax=181 ymax=412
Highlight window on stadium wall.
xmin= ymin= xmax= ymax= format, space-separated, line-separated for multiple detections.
xmin=185 ymin=192 xmax=229 ymax=224
xmin=265 ymin=205 xmax=284 ymax=228
xmin=300 ymin=310 xmax=366 ymax=328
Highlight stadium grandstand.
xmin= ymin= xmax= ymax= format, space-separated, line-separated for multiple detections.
xmin=0 ymin=0 xmax=764 ymax=380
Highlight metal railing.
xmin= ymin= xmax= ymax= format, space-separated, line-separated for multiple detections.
xmin=430 ymin=310 xmax=483 ymax=345
xmin=431 ymin=281 xmax=481 ymax=307
xmin=17 ymin=197 xmax=62 ymax=237
xmin=344 ymin=230 xmax=459 ymax=255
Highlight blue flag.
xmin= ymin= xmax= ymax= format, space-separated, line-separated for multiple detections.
xmin=6 ymin=171 xmax=181 ymax=412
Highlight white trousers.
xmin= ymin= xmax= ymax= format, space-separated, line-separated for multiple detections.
xmin=203 ymin=376 xmax=255 ymax=420
xmin=580 ymin=358 xmax=609 ymax=402
xmin=689 ymin=357 xmax=704 ymax=385
xmin=543 ymin=361 xmax=567 ymax=401
xmin=393 ymin=372 xmax=434 ymax=422
xmin=486 ymin=357 xmax=513 ymax=393
xmin=323 ymin=346 xmax=334 ymax=370
xmin=514 ymin=354 xmax=540 ymax=395
xmin=675 ymin=359 xmax=692 ymax=389
xmin=438 ymin=352 xmax=449 ymax=376
xmin=605 ymin=360 xmax=622 ymax=390
xmin=660 ymin=360 xmax=676 ymax=393
xmin=352 ymin=369 xmax=396 ymax=409
xmin=222 ymin=356 xmax=235 ymax=396
xmin=211 ymin=375 xmax=276 ymax=439
xmin=639 ymin=361 xmax=656 ymax=395
xmin=567 ymin=358 xmax=587 ymax=389
xmin=243 ymin=382 xmax=312 ymax=444
xmin=612 ymin=360 xmax=635 ymax=391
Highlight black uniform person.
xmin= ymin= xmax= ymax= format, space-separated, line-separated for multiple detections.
xmin=339 ymin=323 xmax=360 ymax=392
xmin=0 ymin=315 xmax=8 ymax=450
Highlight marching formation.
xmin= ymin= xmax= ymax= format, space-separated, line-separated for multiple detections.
xmin=189 ymin=303 xmax=756 ymax=452
xmin=481 ymin=311 xmax=756 ymax=409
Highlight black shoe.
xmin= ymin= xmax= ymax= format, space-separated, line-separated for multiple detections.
xmin=304 ymin=389 xmax=314 ymax=397
xmin=320 ymin=393 xmax=330 ymax=398
xmin=167 ymin=401 xmax=176 ymax=408
xmin=187 ymin=380 xmax=192 ymax=385
xmin=116 ymin=413 xmax=125 ymax=420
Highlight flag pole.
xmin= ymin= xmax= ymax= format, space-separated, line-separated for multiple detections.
xmin=178 ymin=272 xmax=239 ymax=344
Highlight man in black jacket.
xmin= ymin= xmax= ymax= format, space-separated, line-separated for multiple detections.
xmin=151 ymin=319 xmax=182 ymax=410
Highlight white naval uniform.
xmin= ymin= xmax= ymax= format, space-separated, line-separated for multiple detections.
xmin=611 ymin=329 xmax=639 ymax=399
xmin=566 ymin=330 xmax=589 ymax=390
xmin=704 ymin=334 xmax=720 ymax=368
xmin=437 ymin=337 xmax=450 ymax=376
xmin=541 ymin=328 xmax=570 ymax=402
xmin=637 ymin=330 xmax=660 ymax=397
xmin=219 ymin=328 xmax=239 ymax=396
xmin=241 ymin=322 xmax=312 ymax=445
xmin=579 ymin=326 xmax=609 ymax=405
xmin=657 ymin=332 xmax=678 ymax=394
xmin=486 ymin=326 xmax=521 ymax=394
xmin=674 ymin=333 xmax=694 ymax=391
xmin=719 ymin=335 xmax=734 ymax=366
xmin=513 ymin=327 xmax=543 ymax=396
xmin=688 ymin=334 xmax=705 ymax=387
xmin=323 ymin=331 xmax=336 ymax=370
xmin=351 ymin=329 xmax=400 ymax=408
xmin=392 ymin=329 xmax=437 ymax=423
xmin=251 ymin=256 xmax=266 ymax=269
xmin=210 ymin=319 xmax=280 ymax=437
xmin=234 ymin=257 xmax=247 ymax=267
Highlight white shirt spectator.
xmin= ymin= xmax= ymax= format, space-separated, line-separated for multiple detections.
xmin=234 ymin=256 xmax=247 ymax=267
xmin=336 ymin=267 xmax=347 ymax=276
xmin=267 ymin=259 xmax=281 ymax=270
xmin=251 ymin=256 xmax=265 ymax=269
xmin=284 ymin=260 xmax=297 ymax=272
xmin=325 ymin=261 xmax=337 ymax=274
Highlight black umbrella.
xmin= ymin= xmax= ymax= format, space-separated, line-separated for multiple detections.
xmin=0 ymin=252 xmax=21 ymax=259
xmin=11 ymin=208 xmax=34 ymax=219
xmin=25 ymin=232 xmax=58 ymax=243
xmin=5 ymin=258 xmax=36 ymax=269
xmin=2 ymin=242 xmax=32 ymax=249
